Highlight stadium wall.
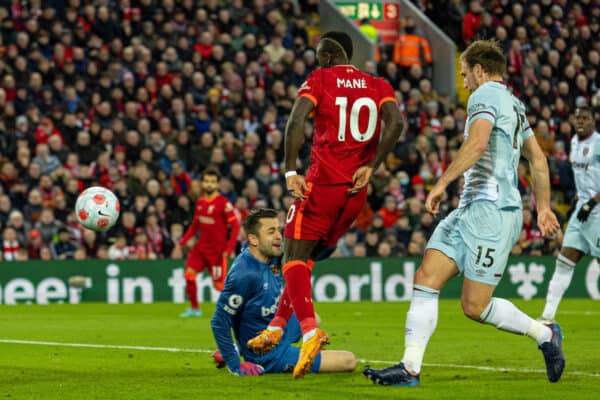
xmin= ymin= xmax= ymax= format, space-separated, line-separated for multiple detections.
xmin=0 ymin=257 xmax=599 ymax=305
xmin=321 ymin=0 xmax=456 ymax=99
xmin=320 ymin=0 xmax=376 ymax=68
xmin=398 ymin=0 xmax=457 ymax=99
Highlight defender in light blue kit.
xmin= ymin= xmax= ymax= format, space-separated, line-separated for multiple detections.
xmin=541 ymin=107 xmax=600 ymax=321
xmin=364 ymin=40 xmax=565 ymax=387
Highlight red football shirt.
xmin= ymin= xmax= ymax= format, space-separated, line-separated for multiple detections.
xmin=297 ymin=65 xmax=397 ymax=184
xmin=179 ymin=194 xmax=241 ymax=254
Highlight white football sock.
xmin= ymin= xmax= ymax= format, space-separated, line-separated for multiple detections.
xmin=302 ymin=329 xmax=316 ymax=342
xmin=542 ymin=254 xmax=576 ymax=320
xmin=480 ymin=297 xmax=552 ymax=345
xmin=401 ymin=285 xmax=440 ymax=374
xmin=267 ymin=326 xmax=282 ymax=331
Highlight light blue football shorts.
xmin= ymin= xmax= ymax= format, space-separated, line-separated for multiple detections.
xmin=426 ymin=200 xmax=522 ymax=286
xmin=562 ymin=207 xmax=600 ymax=257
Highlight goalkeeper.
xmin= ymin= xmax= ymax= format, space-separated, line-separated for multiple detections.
xmin=210 ymin=208 xmax=356 ymax=376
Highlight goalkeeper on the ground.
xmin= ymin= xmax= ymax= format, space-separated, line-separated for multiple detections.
xmin=210 ymin=208 xmax=356 ymax=376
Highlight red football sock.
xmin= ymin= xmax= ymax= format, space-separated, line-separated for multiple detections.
xmin=283 ymin=261 xmax=317 ymax=335
xmin=185 ymin=279 xmax=199 ymax=310
xmin=270 ymin=285 xmax=294 ymax=329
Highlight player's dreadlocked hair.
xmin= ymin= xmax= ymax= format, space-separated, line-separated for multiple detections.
xmin=320 ymin=31 xmax=353 ymax=61
xmin=243 ymin=208 xmax=278 ymax=236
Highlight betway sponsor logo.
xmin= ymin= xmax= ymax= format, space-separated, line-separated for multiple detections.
xmin=262 ymin=303 xmax=278 ymax=317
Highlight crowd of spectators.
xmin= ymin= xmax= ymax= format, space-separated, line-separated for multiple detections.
xmin=0 ymin=0 xmax=598 ymax=262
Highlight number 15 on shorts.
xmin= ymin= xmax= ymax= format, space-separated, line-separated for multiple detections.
xmin=475 ymin=246 xmax=496 ymax=268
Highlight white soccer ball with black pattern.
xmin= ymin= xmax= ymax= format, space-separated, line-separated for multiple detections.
xmin=75 ymin=186 xmax=120 ymax=232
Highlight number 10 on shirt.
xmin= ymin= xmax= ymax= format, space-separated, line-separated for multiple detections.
xmin=335 ymin=97 xmax=378 ymax=142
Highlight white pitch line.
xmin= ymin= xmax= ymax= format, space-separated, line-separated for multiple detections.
xmin=0 ymin=339 xmax=212 ymax=354
xmin=359 ymin=359 xmax=600 ymax=378
xmin=1 ymin=339 xmax=599 ymax=378
xmin=559 ymin=310 xmax=600 ymax=316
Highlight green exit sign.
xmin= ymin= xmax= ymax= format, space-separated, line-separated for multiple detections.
xmin=336 ymin=2 xmax=383 ymax=21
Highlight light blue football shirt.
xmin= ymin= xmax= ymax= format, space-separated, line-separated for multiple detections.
xmin=570 ymin=131 xmax=600 ymax=210
xmin=459 ymin=81 xmax=534 ymax=209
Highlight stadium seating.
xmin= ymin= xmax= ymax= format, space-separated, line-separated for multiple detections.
xmin=0 ymin=1 xmax=597 ymax=261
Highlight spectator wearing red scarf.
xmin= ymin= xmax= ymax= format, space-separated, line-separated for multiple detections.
xmin=1 ymin=227 xmax=21 ymax=261
xmin=35 ymin=118 xmax=64 ymax=144
xmin=170 ymin=162 xmax=192 ymax=195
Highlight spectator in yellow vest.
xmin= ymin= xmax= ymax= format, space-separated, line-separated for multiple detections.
xmin=359 ymin=18 xmax=378 ymax=42
xmin=359 ymin=18 xmax=382 ymax=63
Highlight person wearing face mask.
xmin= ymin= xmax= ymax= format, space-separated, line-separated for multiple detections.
xmin=392 ymin=17 xmax=432 ymax=76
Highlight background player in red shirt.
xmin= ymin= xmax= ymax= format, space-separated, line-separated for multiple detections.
xmin=176 ymin=168 xmax=241 ymax=317
xmin=248 ymin=31 xmax=405 ymax=378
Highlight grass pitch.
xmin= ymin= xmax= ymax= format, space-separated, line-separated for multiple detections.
xmin=1 ymin=300 xmax=599 ymax=399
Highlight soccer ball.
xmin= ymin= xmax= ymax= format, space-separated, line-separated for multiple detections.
xmin=75 ymin=186 xmax=120 ymax=232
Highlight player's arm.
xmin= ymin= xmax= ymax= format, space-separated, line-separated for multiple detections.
xmin=349 ymin=101 xmax=404 ymax=194
xmin=440 ymin=119 xmax=492 ymax=187
xmin=425 ymin=119 xmax=492 ymax=214
xmin=576 ymin=140 xmax=600 ymax=222
xmin=210 ymin=268 xmax=264 ymax=376
xmin=284 ymin=97 xmax=314 ymax=199
xmin=369 ymin=101 xmax=405 ymax=170
xmin=178 ymin=204 xmax=200 ymax=247
xmin=224 ymin=204 xmax=241 ymax=257
xmin=521 ymin=135 xmax=560 ymax=236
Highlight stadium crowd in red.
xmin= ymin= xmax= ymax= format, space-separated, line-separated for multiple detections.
xmin=0 ymin=0 xmax=598 ymax=261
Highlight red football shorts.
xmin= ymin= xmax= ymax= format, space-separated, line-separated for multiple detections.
xmin=185 ymin=247 xmax=227 ymax=290
xmin=283 ymin=182 xmax=367 ymax=247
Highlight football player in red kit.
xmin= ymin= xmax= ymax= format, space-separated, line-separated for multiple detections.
xmin=248 ymin=31 xmax=405 ymax=377
xmin=177 ymin=168 xmax=241 ymax=317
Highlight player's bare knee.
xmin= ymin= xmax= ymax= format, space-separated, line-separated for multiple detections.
xmin=561 ymin=247 xmax=582 ymax=264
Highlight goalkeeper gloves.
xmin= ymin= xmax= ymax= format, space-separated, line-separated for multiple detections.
xmin=228 ymin=362 xmax=265 ymax=376
xmin=576 ymin=198 xmax=597 ymax=223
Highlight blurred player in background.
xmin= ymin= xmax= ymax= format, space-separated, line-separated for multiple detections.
xmin=247 ymin=31 xmax=404 ymax=378
xmin=176 ymin=168 xmax=240 ymax=317
xmin=211 ymin=208 xmax=356 ymax=376
xmin=541 ymin=107 xmax=600 ymax=321
xmin=364 ymin=40 xmax=564 ymax=387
